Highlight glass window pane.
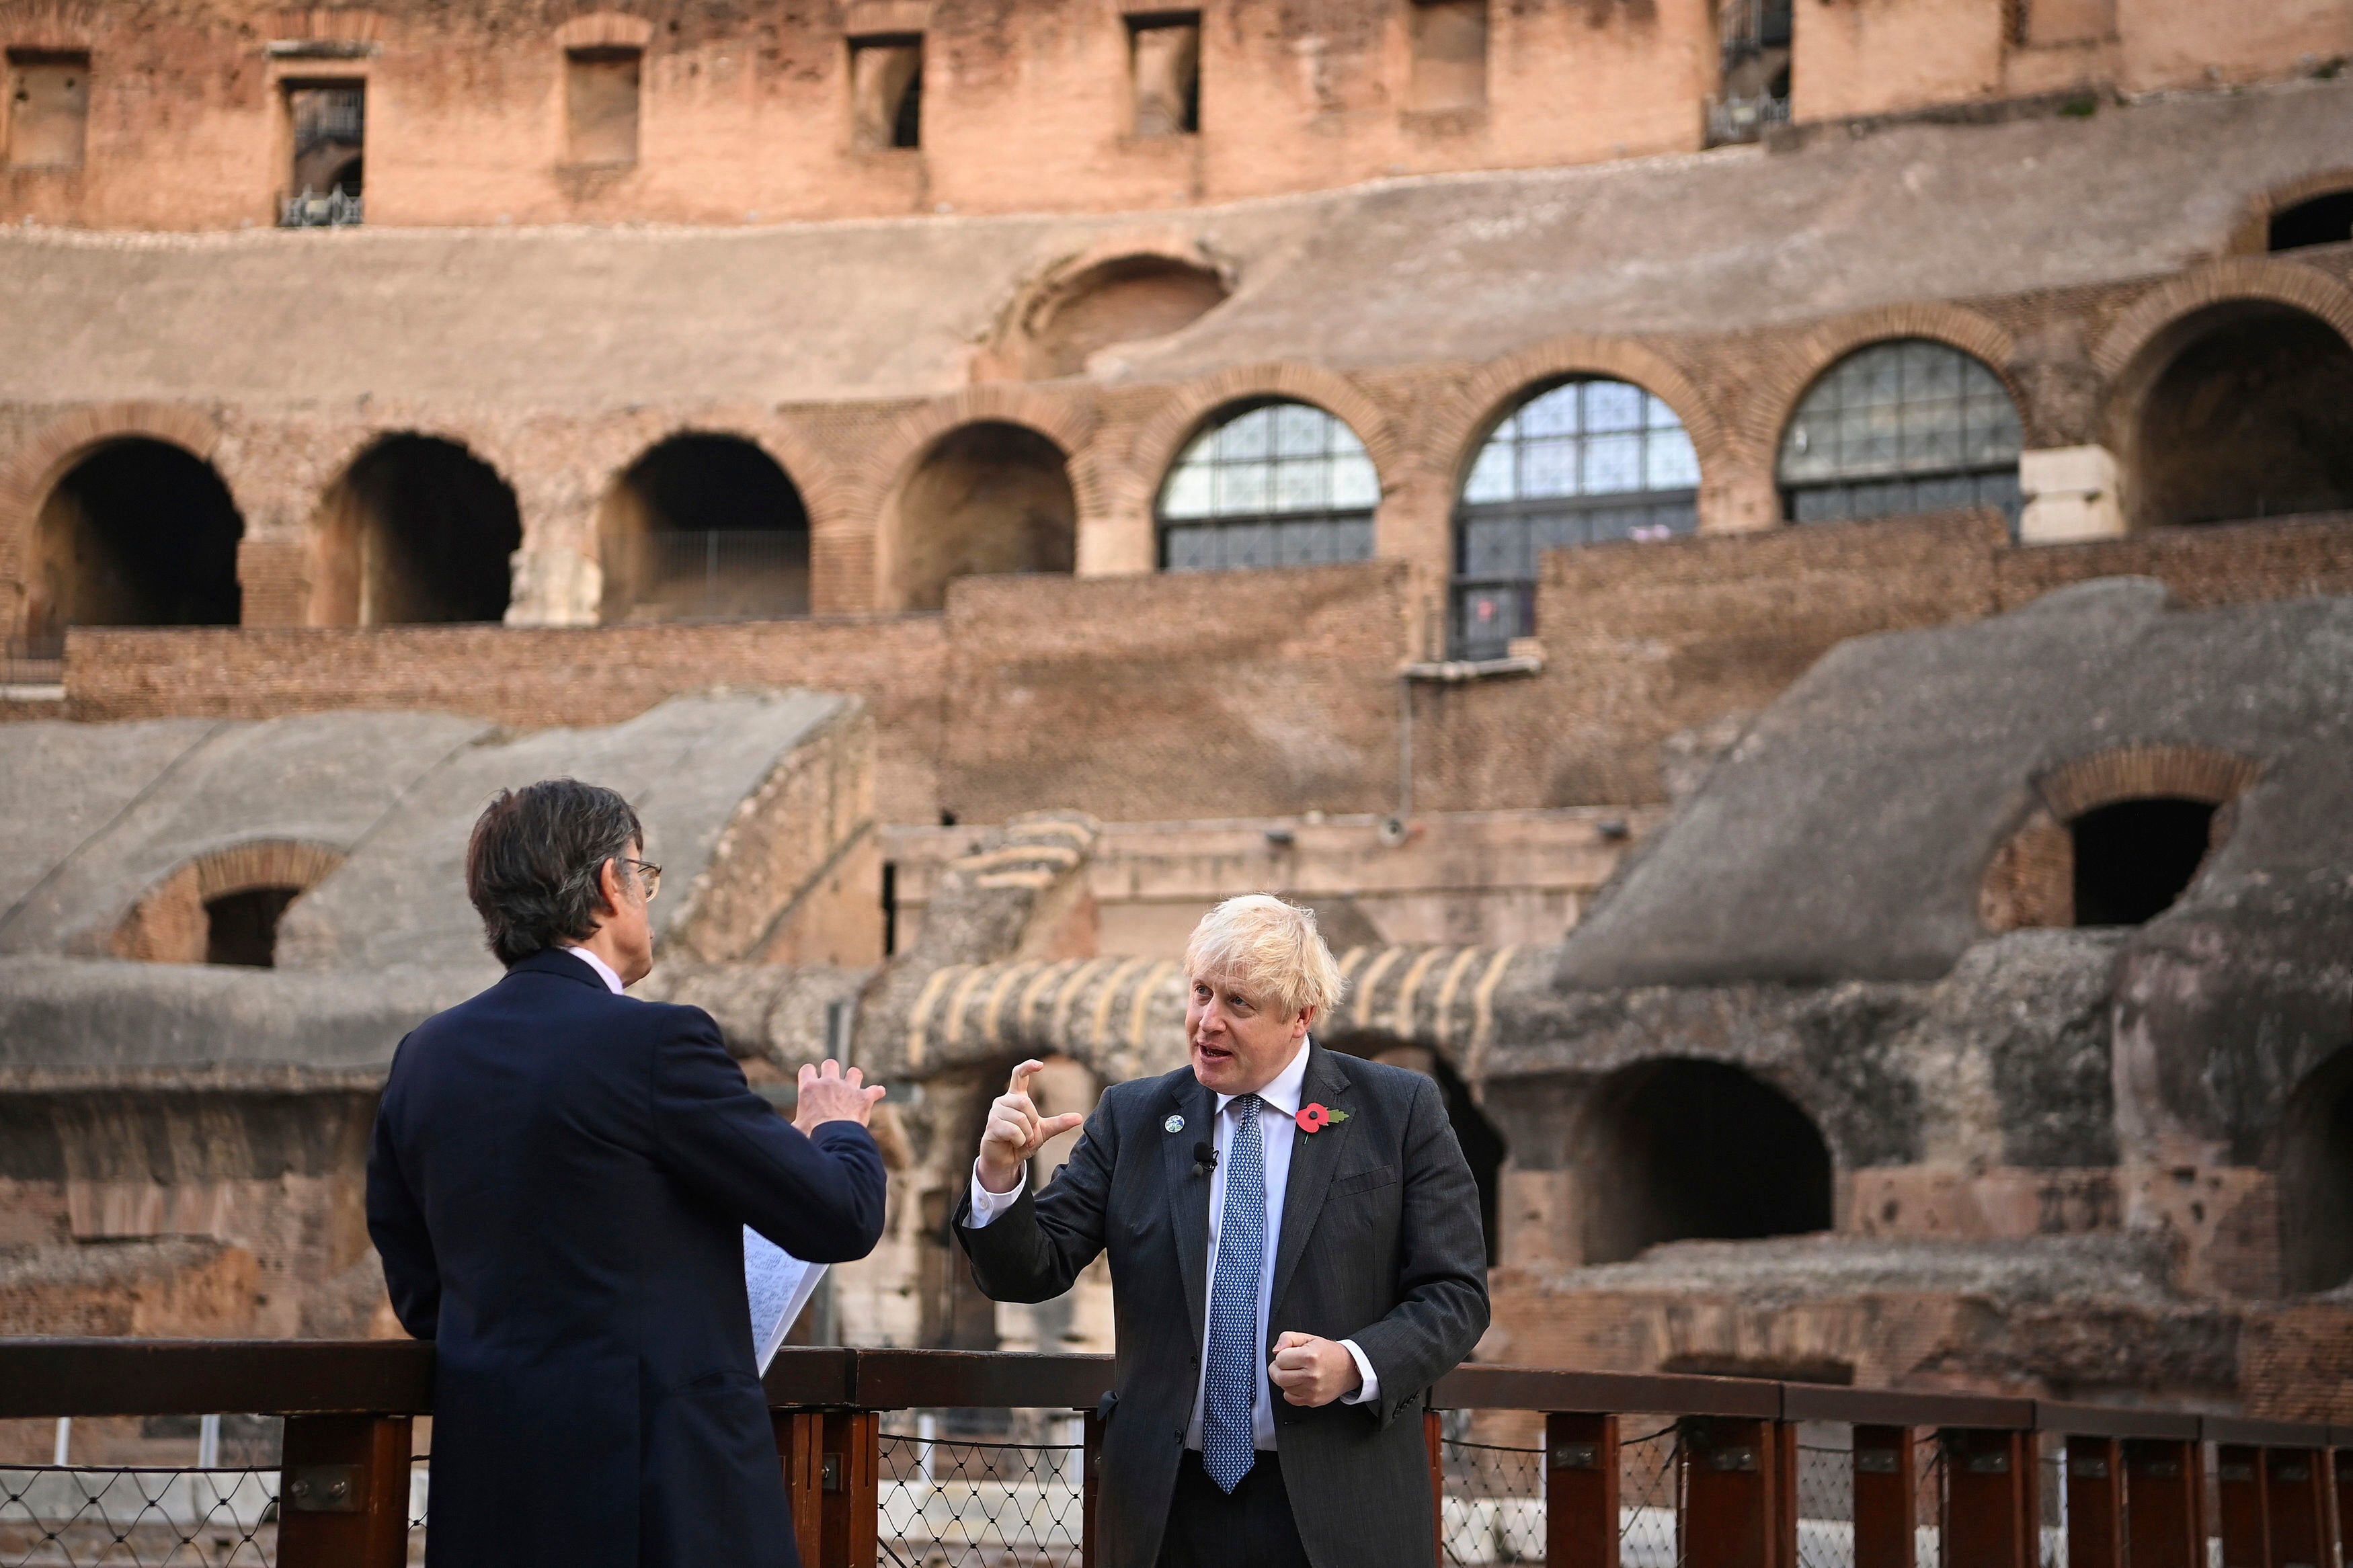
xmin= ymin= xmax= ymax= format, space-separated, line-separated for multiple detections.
xmin=1463 ymin=441 xmax=1515 ymax=504
xmin=1161 ymin=463 xmax=1214 ymax=520
xmin=1271 ymin=457 xmax=1325 ymax=513
xmin=1647 ymin=427 xmax=1700 ymax=490
xmin=1780 ymin=339 xmax=2023 ymax=499
xmin=1217 ymin=460 xmax=1270 ymax=514
xmin=1165 ymin=524 xmax=1215 ymax=571
xmin=1218 ymin=407 xmax=1273 ymax=460
xmin=1329 ymin=452 xmax=1379 ymax=509
xmin=1273 ymin=403 xmax=1330 ymax=457
xmin=1332 ymin=518 xmax=1373 ymax=562
xmin=1583 ymin=433 xmax=1643 ymax=493
xmin=1585 ymin=380 xmax=1644 ymax=433
xmin=1224 ymin=522 xmax=1273 ymax=569
xmin=1520 ymin=438 xmax=1578 ymax=497
xmin=1518 ymin=385 xmax=1579 ymax=437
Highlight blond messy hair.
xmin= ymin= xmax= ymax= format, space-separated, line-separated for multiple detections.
xmin=1183 ymin=894 xmax=1347 ymax=1022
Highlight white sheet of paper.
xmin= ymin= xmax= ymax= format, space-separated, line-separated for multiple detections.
xmin=744 ymin=1227 xmax=826 ymax=1372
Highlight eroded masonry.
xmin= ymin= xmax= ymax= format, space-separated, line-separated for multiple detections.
xmin=3 ymin=0 xmax=2352 ymax=1459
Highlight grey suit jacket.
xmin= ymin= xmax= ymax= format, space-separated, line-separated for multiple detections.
xmin=955 ymin=1042 xmax=1490 ymax=1568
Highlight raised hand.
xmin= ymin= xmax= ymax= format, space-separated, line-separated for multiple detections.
xmin=977 ymin=1059 xmax=1086 ymax=1196
xmin=791 ymin=1058 xmax=887 ymax=1136
xmin=1268 ymin=1331 xmax=1363 ymax=1407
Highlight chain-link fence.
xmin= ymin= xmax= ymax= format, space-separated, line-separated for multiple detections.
xmin=877 ymin=1428 xmax=1085 ymax=1568
xmin=0 ymin=1466 xmax=278 ymax=1566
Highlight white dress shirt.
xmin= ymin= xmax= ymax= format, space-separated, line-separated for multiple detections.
xmin=561 ymin=945 xmax=626 ymax=995
xmin=967 ymin=1037 xmax=1379 ymax=1450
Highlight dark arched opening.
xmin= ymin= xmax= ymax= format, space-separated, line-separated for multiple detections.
xmin=598 ymin=434 xmax=811 ymax=622
xmin=2280 ymin=1045 xmax=2353 ymax=1294
xmin=205 ymin=887 xmax=299 ymax=967
xmin=314 ymin=435 xmax=520 ymax=624
xmin=2269 ymin=191 xmax=2353 ymax=251
xmin=2130 ymin=302 xmax=2353 ymax=528
xmin=1581 ymin=1059 xmax=1832 ymax=1265
xmin=1334 ymin=1036 xmax=1508 ymax=1266
xmin=887 ymin=423 xmax=1076 ymax=611
xmin=2069 ymin=797 xmax=2215 ymax=926
xmin=26 ymin=439 xmax=243 ymax=637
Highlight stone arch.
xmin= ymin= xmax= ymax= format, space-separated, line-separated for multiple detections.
xmin=1979 ymin=743 xmax=2262 ymax=932
xmin=1415 ymin=334 xmax=1730 ymax=497
xmin=0 ymin=404 xmax=227 ymax=628
xmin=309 ymin=430 xmax=523 ymax=624
xmin=980 ymin=234 xmax=1232 ymax=383
xmin=2093 ymin=265 xmax=2353 ymax=530
xmin=856 ymin=390 xmax=1092 ymax=616
xmin=2225 ymin=169 xmax=2353 ymax=255
xmin=553 ymin=10 xmax=653 ymax=49
xmin=1574 ymin=1056 xmax=1835 ymax=1266
xmin=594 ymin=427 xmax=814 ymax=622
xmin=871 ymin=405 xmax=1084 ymax=613
xmin=110 ymin=839 xmax=346 ymax=966
xmin=1117 ymin=364 xmax=1401 ymax=527
xmin=1747 ymin=303 xmax=2020 ymax=460
xmin=2279 ymin=1042 xmax=2353 ymax=1295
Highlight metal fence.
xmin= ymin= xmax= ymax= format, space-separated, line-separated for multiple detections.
xmin=0 ymin=1342 xmax=2344 ymax=1568
xmin=278 ymin=188 xmax=362 ymax=229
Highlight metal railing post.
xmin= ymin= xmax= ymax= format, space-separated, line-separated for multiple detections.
xmin=1545 ymin=1412 xmax=1620 ymax=1568
xmin=2063 ymin=1436 xmax=2124 ymax=1568
xmin=773 ymin=1410 xmax=824 ymax=1568
xmin=2261 ymin=1448 xmax=2328 ymax=1568
xmin=2217 ymin=1444 xmax=2272 ymax=1568
xmin=2123 ymin=1438 xmax=2206 ymax=1568
xmin=1851 ymin=1425 xmax=1915 ymax=1568
xmin=818 ymin=1409 xmax=878 ymax=1568
xmin=1941 ymin=1428 xmax=2037 ymax=1568
xmin=276 ymin=1412 xmax=412 ymax=1568
xmin=1424 ymin=1407 xmax=1445 ymax=1565
xmin=1681 ymin=1417 xmax=1793 ymax=1568
xmin=1082 ymin=1406 xmax=1103 ymax=1568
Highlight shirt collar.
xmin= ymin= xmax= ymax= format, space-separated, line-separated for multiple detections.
xmin=1217 ymin=1036 xmax=1312 ymax=1120
xmin=561 ymin=944 xmax=627 ymax=995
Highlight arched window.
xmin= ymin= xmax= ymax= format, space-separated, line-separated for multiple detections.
xmin=1157 ymin=401 xmax=1378 ymax=573
xmin=1778 ymin=339 xmax=2023 ymax=527
xmin=1453 ymin=378 xmax=1699 ymax=657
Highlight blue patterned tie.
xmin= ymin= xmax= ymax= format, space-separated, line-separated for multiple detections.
xmin=1202 ymin=1093 xmax=1267 ymax=1493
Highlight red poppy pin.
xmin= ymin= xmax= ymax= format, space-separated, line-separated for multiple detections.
xmin=1295 ymin=1103 xmax=1348 ymax=1134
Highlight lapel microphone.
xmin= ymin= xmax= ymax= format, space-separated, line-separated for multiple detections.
xmin=1192 ymin=1141 xmax=1217 ymax=1178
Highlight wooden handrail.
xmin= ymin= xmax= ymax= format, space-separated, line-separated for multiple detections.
xmin=0 ymin=1337 xmax=2338 ymax=1450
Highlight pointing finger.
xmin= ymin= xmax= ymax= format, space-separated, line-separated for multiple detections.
xmin=1007 ymin=1059 xmax=1044 ymax=1098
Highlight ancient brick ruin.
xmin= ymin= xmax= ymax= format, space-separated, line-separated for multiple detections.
xmin=4 ymin=0 xmax=2352 ymax=1459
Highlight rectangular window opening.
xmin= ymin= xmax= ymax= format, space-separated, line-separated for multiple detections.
xmin=7 ymin=49 xmax=91 ymax=169
xmin=565 ymin=46 xmax=643 ymax=167
xmin=1709 ymin=0 xmax=1791 ymax=145
xmin=850 ymin=35 xmax=922 ymax=151
xmin=1127 ymin=13 xmax=1200 ymax=138
xmin=280 ymin=81 xmax=365 ymax=226
xmin=1408 ymin=0 xmax=1487 ymax=114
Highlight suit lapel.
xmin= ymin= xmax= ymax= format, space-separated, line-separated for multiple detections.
xmin=1269 ymin=1042 xmax=1352 ymax=1321
xmin=1160 ymin=1071 xmax=1216 ymax=1357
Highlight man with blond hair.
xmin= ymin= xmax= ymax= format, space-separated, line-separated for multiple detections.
xmin=957 ymin=895 xmax=1489 ymax=1568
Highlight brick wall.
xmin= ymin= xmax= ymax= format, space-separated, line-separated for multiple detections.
xmin=56 ymin=513 xmax=2353 ymax=822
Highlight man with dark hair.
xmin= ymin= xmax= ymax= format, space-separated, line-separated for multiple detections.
xmin=367 ymin=779 xmax=888 ymax=1568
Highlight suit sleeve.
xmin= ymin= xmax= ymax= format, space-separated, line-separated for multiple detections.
xmin=1345 ymin=1074 xmax=1492 ymax=1428
xmin=649 ymin=1005 xmax=889 ymax=1264
xmin=364 ymin=1042 xmax=441 ymax=1340
xmin=953 ymin=1091 xmax=1119 ymax=1303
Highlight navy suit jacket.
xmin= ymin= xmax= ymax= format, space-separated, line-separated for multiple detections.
xmin=366 ymin=948 xmax=887 ymax=1568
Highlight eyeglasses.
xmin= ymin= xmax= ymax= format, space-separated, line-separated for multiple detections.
xmin=621 ymin=858 xmax=663 ymax=902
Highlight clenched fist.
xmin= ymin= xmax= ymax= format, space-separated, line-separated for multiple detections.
xmin=1268 ymin=1331 xmax=1361 ymax=1407
xmin=792 ymin=1058 xmax=886 ymax=1136
xmin=976 ymin=1059 xmax=1086 ymax=1195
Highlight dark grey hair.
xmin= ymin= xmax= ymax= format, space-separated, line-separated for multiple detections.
xmin=465 ymin=779 xmax=645 ymax=967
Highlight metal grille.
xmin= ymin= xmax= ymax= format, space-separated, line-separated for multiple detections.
xmin=1159 ymin=401 xmax=1379 ymax=574
xmin=278 ymin=188 xmax=362 ymax=228
xmin=0 ymin=1467 xmax=278 ymax=1566
xmin=1452 ymin=378 xmax=1699 ymax=656
xmin=1778 ymin=339 xmax=2023 ymax=528
xmin=1621 ymin=1423 xmax=1681 ymax=1568
xmin=1795 ymin=1441 xmax=1856 ymax=1568
xmin=1439 ymin=1439 xmax=1544 ymax=1564
xmin=602 ymin=528 xmax=812 ymax=622
xmin=1 ymin=636 xmax=63 ymax=688
xmin=877 ymin=1429 xmax=1084 ymax=1568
